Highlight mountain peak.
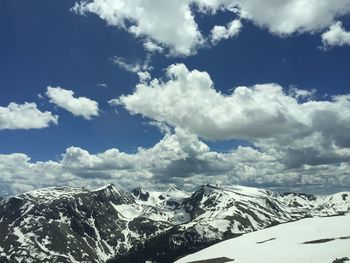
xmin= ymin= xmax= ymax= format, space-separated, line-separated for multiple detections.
xmin=16 ymin=186 xmax=90 ymax=204
xmin=92 ymin=183 xmax=118 ymax=193
xmin=1 ymin=184 xmax=349 ymax=263
xmin=93 ymin=184 xmax=135 ymax=205
xmin=168 ymin=183 xmax=180 ymax=191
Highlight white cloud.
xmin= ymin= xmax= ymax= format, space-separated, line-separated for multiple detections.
xmin=137 ymin=71 xmax=151 ymax=83
xmin=112 ymin=56 xmax=152 ymax=73
xmin=1 ymin=129 xmax=349 ymax=196
xmin=0 ymin=102 xmax=58 ymax=130
xmin=147 ymin=121 xmax=172 ymax=135
xmin=72 ymin=0 xmax=203 ymax=56
xmin=0 ymin=152 xmax=75 ymax=196
xmin=143 ymin=39 xmax=164 ymax=53
xmin=96 ymin=83 xmax=108 ymax=88
xmin=46 ymin=86 xmax=99 ymax=120
xmin=197 ymin=0 xmax=350 ymax=35
xmin=288 ymin=86 xmax=316 ymax=101
xmin=321 ymin=21 xmax=350 ymax=48
xmin=116 ymin=63 xmax=303 ymax=141
xmin=210 ymin=19 xmax=242 ymax=44
xmin=115 ymin=63 xmax=350 ymax=168
xmin=72 ymin=0 xmax=350 ymax=56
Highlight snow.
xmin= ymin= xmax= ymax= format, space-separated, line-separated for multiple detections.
xmin=227 ymin=185 xmax=266 ymax=197
xmin=172 ymin=209 xmax=191 ymax=224
xmin=2 ymin=183 xmax=350 ymax=263
xmin=87 ymin=218 xmax=113 ymax=262
xmin=112 ymin=204 xmax=143 ymax=219
xmin=209 ymin=219 xmax=230 ymax=232
xmin=176 ymin=214 xmax=350 ymax=263
xmin=92 ymin=184 xmax=114 ymax=192
xmin=20 ymin=203 xmax=34 ymax=216
xmin=140 ymin=188 xmax=189 ymax=206
xmin=12 ymin=227 xmax=25 ymax=244
xmin=21 ymin=186 xmax=89 ymax=204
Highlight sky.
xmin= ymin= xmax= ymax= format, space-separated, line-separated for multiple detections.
xmin=1 ymin=0 xmax=350 ymax=196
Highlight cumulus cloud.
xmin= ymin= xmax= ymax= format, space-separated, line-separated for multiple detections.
xmin=197 ymin=0 xmax=350 ymax=35
xmin=143 ymin=39 xmax=164 ymax=53
xmin=72 ymin=0 xmax=350 ymax=56
xmin=46 ymin=86 xmax=99 ymax=120
xmin=288 ymin=86 xmax=316 ymax=101
xmin=0 ymin=102 xmax=58 ymax=130
xmin=1 ymin=129 xmax=349 ymax=196
xmin=210 ymin=19 xmax=242 ymax=44
xmin=147 ymin=121 xmax=172 ymax=135
xmin=116 ymin=64 xmax=306 ymax=141
xmin=115 ymin=63 xmax=350 ymax=168
xmin=0 ymin=152 xmax=77 ymax=197
xmin=321 ymin=21 xmax=350 ymax=48
xmin=71 ymin=0 xmax=203 ymax=56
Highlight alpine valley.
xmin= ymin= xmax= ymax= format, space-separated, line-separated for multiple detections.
xmin=0 ymin=184 xmax=349 ymax=263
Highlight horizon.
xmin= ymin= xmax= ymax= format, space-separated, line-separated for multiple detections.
xmin=1 ymin=181 xmax=348 ymax=198
xmin=1 ymin=0 xmax=350 ymax=196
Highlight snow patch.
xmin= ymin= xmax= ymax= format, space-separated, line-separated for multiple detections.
xmin=177 ymin=214 xmax=350 ymax=263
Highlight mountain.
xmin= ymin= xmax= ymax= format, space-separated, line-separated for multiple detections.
xmin=176 ymin=213 xmax=350 ymax=263
xmin=0 ymin=184 xmax=349 ymax=263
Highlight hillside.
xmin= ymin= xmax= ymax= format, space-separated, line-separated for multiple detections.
xmin=176 ymin=214 xmax=350 ymax=263
xmin=0 ymin=184 xmax=349 ymax=263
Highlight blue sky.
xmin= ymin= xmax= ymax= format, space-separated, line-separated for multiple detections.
xmin=1 ymin=0 xmax=350 ymax=195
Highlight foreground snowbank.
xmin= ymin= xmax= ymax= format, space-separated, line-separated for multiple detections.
xmin=177 ymin=214 xmax=350 ymax=263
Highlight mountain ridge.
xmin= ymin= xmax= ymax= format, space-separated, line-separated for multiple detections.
xmin=0 ymin=184 xmax=349 ymax=263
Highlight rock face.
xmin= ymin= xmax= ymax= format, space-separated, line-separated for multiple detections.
xmin=0 ymin=184 xmax=349 ymax=263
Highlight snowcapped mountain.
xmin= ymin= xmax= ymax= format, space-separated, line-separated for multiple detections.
xmin=0 ymin=184 xmax=349 ymax=263
xmin=176 ymin=214 xmax=350 ymax=263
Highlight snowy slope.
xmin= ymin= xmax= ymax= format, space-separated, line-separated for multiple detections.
xmin=176 ymin=214 xmax=350 ymax=263
xmin=0 ymin=184 xmax=349 ymax=263
xmin=109 ymin=185 xmax=350 ymax=263
xmin=0 ymin=184 xmax=188 ymax=263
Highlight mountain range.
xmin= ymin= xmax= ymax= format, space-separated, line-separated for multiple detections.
xmin=0 ymin=184 xmax=349 ymax=263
